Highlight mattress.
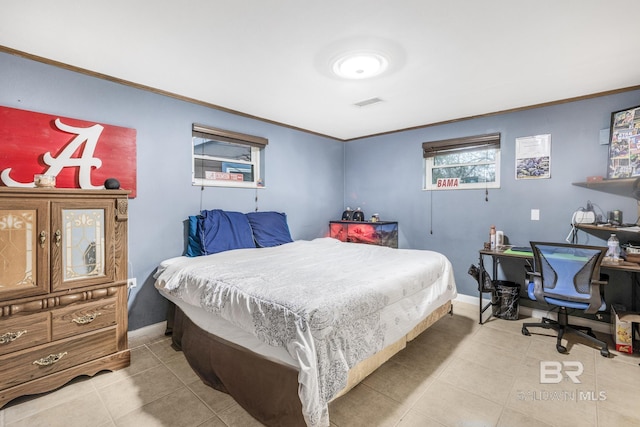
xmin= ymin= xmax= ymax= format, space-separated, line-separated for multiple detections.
xmin=154 ymin=237 xmax=457 ymax=427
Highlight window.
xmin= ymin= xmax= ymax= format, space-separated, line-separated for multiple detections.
xmin=192 ymin=124 xmax=267 ymax=188
xmin=423 ymin=133 xmax=501 ymax=190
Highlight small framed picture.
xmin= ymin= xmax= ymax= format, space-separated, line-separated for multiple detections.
xmin=515 ymin=134 xmax=551 ymax=180
xmin=607 ymin=105 xmax=640 ymax=179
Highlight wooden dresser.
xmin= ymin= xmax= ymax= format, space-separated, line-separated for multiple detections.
xmin=0 ymin=188 xmax=130 ymax=408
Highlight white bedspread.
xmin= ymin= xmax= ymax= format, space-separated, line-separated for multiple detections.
xmin=154 ymin=237 xmax=456 ymax=427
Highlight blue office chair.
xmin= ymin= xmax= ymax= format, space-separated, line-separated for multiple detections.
xmin=521 ymin=241 xmax=610 ymax=357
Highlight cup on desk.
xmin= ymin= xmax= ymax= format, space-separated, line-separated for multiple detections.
xmin=608 ymin=210 xmax=623 ymax=226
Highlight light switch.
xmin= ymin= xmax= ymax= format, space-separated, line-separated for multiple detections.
xmin=531 ymin=209 xmax=540 ymax=221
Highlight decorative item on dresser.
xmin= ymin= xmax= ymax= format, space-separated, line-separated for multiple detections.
xmin=329 ymin=220 xmax=398 ymax=248
xmin=0 ymin=188 xmax=130 ymax=408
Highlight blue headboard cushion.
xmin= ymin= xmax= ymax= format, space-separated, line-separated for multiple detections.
xmin=186 ymin=210 xmax=293 ymax=256
xmin=246 ymin=211 xmax=293 ymax=248
xmin=186 ymin=215 xmax=203 ymax=257
xmin=197 ymin=209 xmax=256 ymax=255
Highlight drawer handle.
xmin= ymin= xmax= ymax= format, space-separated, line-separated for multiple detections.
xmin=39 ymin=230 xmax=46 ymax=248
xmin=0 ymin=330 xmax=27 ymax=344
xmin=33 ymin=352 xmax=68 ymax=367
xmin=54 ymin=230 xmax=61 ymax=247
xmin=72 ymin=312 xmax=101 ymax=325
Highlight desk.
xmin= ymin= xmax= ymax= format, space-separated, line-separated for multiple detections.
xmin=478 ymin=248 xmax=640 ymax=324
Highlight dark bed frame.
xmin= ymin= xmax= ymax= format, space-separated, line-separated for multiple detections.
xmin=169 ymin=304 xmax=304 ymax=426
xmin=166 ymin=299 xmax=453 ymax=426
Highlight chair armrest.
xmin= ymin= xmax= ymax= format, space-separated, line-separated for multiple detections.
xmin=531 ymin=274 xmax=547 ymax=305
xmin=524 ymin=267 xmax=547 ymax=305
xmin=584 ymin=279 xmax=608 ymax=314
xmin=526 ymin=269 xmax=540 ymax=282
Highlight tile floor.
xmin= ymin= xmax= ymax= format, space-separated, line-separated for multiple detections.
xmin=1 ymin=301 xmax=639 ymax=427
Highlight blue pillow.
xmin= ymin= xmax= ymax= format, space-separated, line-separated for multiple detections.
xmin=246 ymin=211 xmax=293 ymax=247
xmin=186 ymin=215 xmax=203 ymax=257
xmin=198 ymin=209 xmax=256 ymax=255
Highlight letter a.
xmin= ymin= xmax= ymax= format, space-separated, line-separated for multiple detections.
xmin=1 ymin=119 xmax=104 ymax=189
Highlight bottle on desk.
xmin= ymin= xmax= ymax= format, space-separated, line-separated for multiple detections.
xmin=607 ymin=233 xmax=620 ymax=262
xmin=490 ymin=225 xmax=496 ymax=250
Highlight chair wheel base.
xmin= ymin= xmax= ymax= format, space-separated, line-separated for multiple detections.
xmin=600 ymin=348 xmax=610 ymax=358
xmin=556 ymin=344 xmax=567 ymax=353
xmin=521 ymin=326 xmax=530 ymax=336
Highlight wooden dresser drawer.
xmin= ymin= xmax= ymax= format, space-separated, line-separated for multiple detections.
xmin=0 ymin=312 xmax=50 ymax=356
xmin=0 ymin=327 xmax=117 ymax=390
xmin=52 ymin=297 xmax=117 ymax=341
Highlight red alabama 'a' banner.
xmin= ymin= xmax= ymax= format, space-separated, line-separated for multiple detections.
xmin=0 ymin=106 xmax=137 ymax=197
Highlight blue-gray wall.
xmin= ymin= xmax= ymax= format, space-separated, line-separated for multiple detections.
xmin=0 ymin=52 xmax=344 ymax=330
xmin=347 ymin=91 xmax=640 ymax=312
xmin=2 ymin=51 xmax=638 ymax=329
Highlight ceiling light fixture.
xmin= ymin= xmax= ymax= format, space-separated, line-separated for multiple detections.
xmin=315 ymin=36 xmax=404 ymax=81
xmin=331 ymin=51 xmax=389 ymax=80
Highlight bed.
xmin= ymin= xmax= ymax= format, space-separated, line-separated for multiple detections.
xmin=153 ymin=210 xmax=457 ymax=427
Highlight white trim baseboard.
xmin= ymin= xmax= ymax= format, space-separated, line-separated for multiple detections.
xmin=128 ymin=321 xmax=167 ymax=339
xmin=453 ymin=293 xmax=478 ymax=306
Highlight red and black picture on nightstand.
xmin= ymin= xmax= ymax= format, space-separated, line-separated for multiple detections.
xmin=329 ymin=221 xmax=398 ymax=248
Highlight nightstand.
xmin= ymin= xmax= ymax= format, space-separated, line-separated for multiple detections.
xmin=329 ymin=220 xmax=398 ymax=248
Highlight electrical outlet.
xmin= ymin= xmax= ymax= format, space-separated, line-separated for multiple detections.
xmin=127 ymin=278 xmax=137 ymax=289
xmin=531 ymin=209 xmax=540 ymax=221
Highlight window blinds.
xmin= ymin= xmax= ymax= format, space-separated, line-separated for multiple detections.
xmin=422 ymin=133 xmax=500 ymax=158
xmin=193 ymin=124 xmax=268 ymax=148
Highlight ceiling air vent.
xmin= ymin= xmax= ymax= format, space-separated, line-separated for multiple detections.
xmin=354 ymin=97 xmax=383 ymax=107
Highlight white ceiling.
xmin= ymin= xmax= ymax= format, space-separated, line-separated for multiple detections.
xmin=1 ymin=1 xmax=640 ymax=141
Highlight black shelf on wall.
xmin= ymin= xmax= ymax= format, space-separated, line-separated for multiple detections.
xmin=572 ymin=178 xmax=640 ymax=244
xmin=572 ymin=178 xmax=640 ymax=200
